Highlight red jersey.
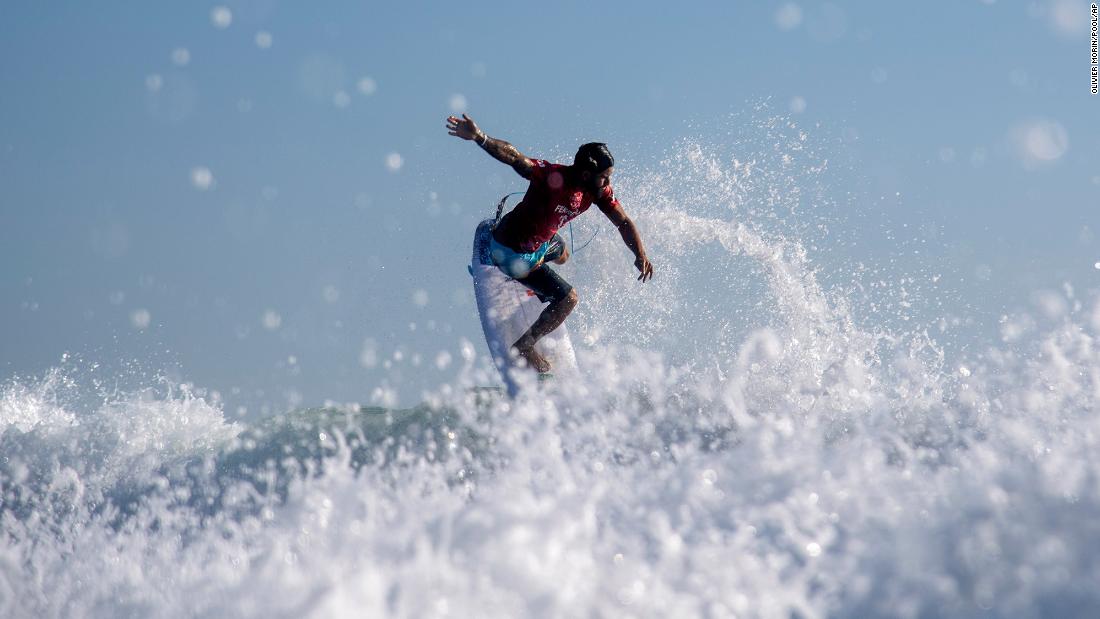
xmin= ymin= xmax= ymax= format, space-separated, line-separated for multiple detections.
xmin=496 ymin=159 xmax=620 ymax=252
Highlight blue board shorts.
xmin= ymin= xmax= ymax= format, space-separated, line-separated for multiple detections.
xmin=489 ymin=234 xmax=573 ymax=304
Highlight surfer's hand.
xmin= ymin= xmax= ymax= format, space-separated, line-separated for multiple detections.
xmin=446 ymin=114 xmax=482 ymax=141
xmin=635 ymin=255 xmax=654 ymax=282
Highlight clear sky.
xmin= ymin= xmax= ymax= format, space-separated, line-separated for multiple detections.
xmin=2 ymin=1 xmax=1097 ymax=413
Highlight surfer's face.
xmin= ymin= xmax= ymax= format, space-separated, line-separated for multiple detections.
xmin=582 ymin=167 xmax=613 ymax=192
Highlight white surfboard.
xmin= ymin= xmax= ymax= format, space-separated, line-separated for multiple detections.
xmin=470 ymin=219 xmax=578 ymax=396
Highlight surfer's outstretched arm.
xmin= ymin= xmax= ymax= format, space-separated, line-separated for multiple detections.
xmin=597 ymin=200 xmax=654 ymax=282
xmin=446 ymin=114 xmax=535 ymax=179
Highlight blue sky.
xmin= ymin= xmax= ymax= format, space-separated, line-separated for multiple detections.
xmin=1 ymin=1 xmax=1097 ymax=411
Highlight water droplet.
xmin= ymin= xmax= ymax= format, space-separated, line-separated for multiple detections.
xmin=171 ymin=47 xmax=190 ymax=66
xmin=435 ymin=351 xmax=452 ymax=370
xmin=360 ymin=339 xmax=378 ymax=368
xmin=385 ymin=152 xmax=404 ymax=172
xmin=774 ymin=3 xmax=803 ymax=30
xmin=261 ymin=310 xmax=282 ymax=330
xmin=357 ymin=77 xmax=377 ymax=96
xmin=130 ymin=308 xmax=151 ymax=330
xmin=210 ymin=6 xmax=232 ymax=29
xmin=190 ymin=166 xmax=214 ymax=190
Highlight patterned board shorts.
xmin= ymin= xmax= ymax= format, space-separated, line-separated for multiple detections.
xmin=489 ymin=233 xmax=572 ymax=304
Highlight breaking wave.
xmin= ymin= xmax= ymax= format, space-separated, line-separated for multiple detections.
xmin=3 ymin=115 xmax=1099 ymax=618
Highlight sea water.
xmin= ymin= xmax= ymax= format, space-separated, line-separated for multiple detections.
xmin=2 ymin=117 xmax=1099 ymax=618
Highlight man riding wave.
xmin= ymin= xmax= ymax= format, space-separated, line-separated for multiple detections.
xmin=447 ymin=113 xmax=654 ymax=373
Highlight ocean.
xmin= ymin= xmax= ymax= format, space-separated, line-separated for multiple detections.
xmin=3 ymin=117 xmax=1099 ymax=618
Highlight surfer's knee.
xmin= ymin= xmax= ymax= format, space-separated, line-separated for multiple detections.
xmin=553 ymin=243 xmax=570 ymax=265
xmin=549 ymin=288 xmax=577 ymax=310
xmin=562 ymin=288 xmax=578 ymax=309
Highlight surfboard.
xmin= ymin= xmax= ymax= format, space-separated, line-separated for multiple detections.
xmin=470 ymin=219 xmax=578 ymax=396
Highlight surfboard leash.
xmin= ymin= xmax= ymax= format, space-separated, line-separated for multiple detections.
xmin=493 ymin=192 xmax=602 ymax=257
xmin=493 ymin=192 xmax=525 ymax=226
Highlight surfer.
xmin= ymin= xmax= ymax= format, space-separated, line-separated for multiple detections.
xmin=447 ymin=113 xmax=654 ymax=373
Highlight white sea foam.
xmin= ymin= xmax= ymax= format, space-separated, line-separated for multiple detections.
xmin=2 ymin=117 xmax=1098 ymax=618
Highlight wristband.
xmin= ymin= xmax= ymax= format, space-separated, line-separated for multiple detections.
xmin=476 ymin=132 xmax=488 ymax=146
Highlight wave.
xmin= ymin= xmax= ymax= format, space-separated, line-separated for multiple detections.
xmin=2 ymin=116 xmax=1099 ymax=618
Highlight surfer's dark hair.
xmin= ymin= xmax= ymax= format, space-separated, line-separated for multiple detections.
xmin=574 ymin=142 xmax=614 ymax=173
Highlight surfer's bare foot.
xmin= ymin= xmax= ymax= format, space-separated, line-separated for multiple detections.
xmin=512 ymin=338 xmax=551 ymax=373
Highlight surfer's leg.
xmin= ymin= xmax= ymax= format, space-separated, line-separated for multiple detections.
xmin=512 ymin=266 xmax=576 ymax=372
xmin=518 ymin=288 xmax=578 ymax=341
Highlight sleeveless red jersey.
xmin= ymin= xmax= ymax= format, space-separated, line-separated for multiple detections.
xmin=497 ymin=159 xmax=620 ymax=252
